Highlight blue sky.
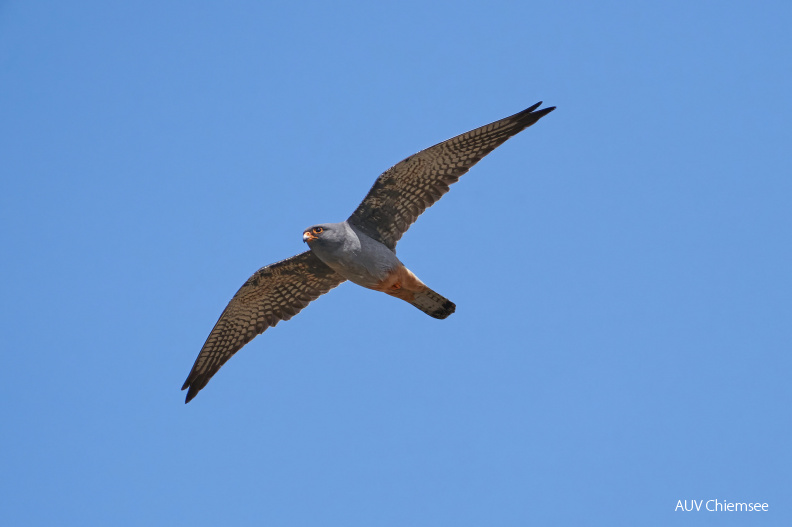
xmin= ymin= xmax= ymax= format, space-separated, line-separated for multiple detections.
xmin=1 ymin=1 xmax=790 ymax=525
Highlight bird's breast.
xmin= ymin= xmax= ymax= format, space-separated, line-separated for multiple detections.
xmin=309 ymin=235 xmax=401 ymax=289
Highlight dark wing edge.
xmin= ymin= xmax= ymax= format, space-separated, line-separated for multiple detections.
xmin=348 ymin=102 xmax=555 ymax=249
xmin=181 ymin=250 xmax=345 ymax=403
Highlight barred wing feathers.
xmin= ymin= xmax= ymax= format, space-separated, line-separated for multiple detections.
xmin=348 ymin=102 xmax=555 ymax=249
xmin=182 ymin=251 xmax=345 ymax=403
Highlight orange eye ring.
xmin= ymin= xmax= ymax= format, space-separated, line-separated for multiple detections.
xmin=312 ymin=227 xmax=323 ymax=234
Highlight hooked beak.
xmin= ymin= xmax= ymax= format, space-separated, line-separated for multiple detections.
xmin=303 ymin=231 xmax=318 ymax=243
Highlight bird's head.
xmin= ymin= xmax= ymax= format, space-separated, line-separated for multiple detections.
xmin=303 ymin=223 xmax=345 ymax=246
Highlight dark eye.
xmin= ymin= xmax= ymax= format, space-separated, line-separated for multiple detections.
xmin=313 ymin=227 xmax=323 ymax=234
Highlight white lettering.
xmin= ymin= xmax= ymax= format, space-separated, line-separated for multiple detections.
xmin=680 ymin=499 xmax=769 ymax=512
xmin=703 ymin=499 xmax=769 ymax=512
xmin=676 ymin=500 xmax=703 ymax=512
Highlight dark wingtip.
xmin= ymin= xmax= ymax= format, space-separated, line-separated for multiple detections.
xmin=526 ymin=101 xmax=543 ymax=112
xmin=184 ymin=386 xmax=198 ymax=404
xmin=530 ymin=103 xmax=556 ymax=119
xmin=182 ymin=376 xmax=200 ymax=404
xmin=514 ymin=102 xmax=556 ymax=127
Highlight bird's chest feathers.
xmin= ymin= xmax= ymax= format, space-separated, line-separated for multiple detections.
xmin=311 ymin=231 xmax=399 ymax=287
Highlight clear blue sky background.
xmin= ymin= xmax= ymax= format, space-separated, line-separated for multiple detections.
xmin=1 ymin=1 xmax=790 ymax=525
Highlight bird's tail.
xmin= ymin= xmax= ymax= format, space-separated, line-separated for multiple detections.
xmin=377 ymin=265 xmax=456 ymax=319
xmin=408 ymin=287 xmax=456 ymax=319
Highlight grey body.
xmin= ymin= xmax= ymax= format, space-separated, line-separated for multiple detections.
xmin=303 ymin=221 xmax=401 ymax=288
xmin=303 ymin=220 xmax=454 ymax=320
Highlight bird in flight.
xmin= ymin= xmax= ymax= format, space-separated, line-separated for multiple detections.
xmin=182 ymin=102 xmax=555 ymax=402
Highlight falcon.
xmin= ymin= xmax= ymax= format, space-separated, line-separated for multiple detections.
xmin=182 ymin=102 xmax=555 ymax=402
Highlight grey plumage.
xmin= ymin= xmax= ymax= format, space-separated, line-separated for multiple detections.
xmin=182 ymin=102 xmax=555 ymax=403
xmin=303 ymin=222 xmax=457 ymax=320
xmin=304 ymin=222 xmax=401 ymax=288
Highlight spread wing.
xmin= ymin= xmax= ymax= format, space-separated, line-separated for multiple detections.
xmin=348 ymin=102 xmax=555 ymax=249
xmin=182 ymin=251 xmax=345 ymax=403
